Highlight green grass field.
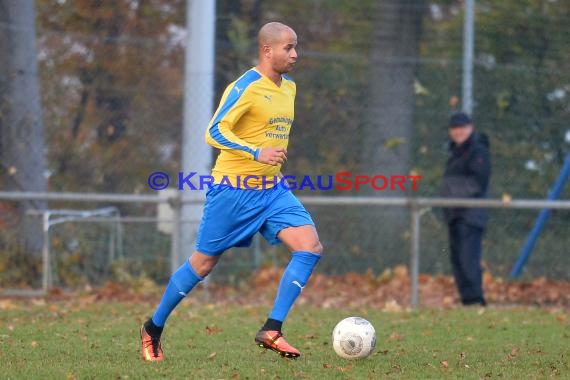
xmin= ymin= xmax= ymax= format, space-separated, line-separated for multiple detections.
xmin=0 ymin=297 xmax=568 ymax=379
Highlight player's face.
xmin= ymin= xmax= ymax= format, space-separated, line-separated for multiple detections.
xmin=449 ymin=124 xmax=473 ymax=145
xmin=270 ymin=30 xmax=298 ymax=74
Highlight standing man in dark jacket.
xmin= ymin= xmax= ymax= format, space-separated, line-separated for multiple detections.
xmin=441 ymin=112 xmax=491 ymax=306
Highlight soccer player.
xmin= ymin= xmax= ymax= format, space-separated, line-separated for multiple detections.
xmin=140 ymin=22 xmax=323 ymax=361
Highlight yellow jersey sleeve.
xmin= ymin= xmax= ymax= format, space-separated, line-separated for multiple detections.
xmin=205 ymin=70 xmax=262 ymax=160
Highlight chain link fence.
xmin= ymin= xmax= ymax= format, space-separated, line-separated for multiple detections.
xmin=1 ymin=193 xmax=569 ymax=305
xmin=1 ymin=2 xmax=570 ymax=295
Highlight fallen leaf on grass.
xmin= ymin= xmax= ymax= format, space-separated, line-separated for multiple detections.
xmin=382 ymin=299 xmax=403 ymax=312
xmin=31 ymin=299 xmax=46 ymax=307
xmin=336 ymin=363 xmax=354 ymax=372
xmin=389 ymin=331 xmax=404 ymax=341
xmin=0 ymin=300 xmax=17 ymax=310
xmin=77 ymin=294 xmax=98 ymax=306
xmin=442 ymin=296 xmax=454 ymax=306
xmin=205 ymin=326 xmax=223 ymax=335
xmin=16 ymin=266 xmax=570 ymax=309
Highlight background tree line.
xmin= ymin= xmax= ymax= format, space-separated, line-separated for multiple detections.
xmin=1 ymin=0 xmax=569 ymax=278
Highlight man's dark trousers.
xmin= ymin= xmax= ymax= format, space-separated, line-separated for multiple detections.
xmin=448 ymin=221 xmax=486 ymax=305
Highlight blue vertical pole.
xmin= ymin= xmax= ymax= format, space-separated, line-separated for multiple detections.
xmin=511 ymin=153 xmax=570 ymax=277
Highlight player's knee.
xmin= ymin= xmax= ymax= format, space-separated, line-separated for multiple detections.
xmin=194 ymin=262 xmax=215 ymax=277
xmin=189 ymin=252 xmax=219 ymax=277
xmin=292 ymin=240 xmax=322 ymax=255
xmin=310 ymin=240 xmax=323 ymax=255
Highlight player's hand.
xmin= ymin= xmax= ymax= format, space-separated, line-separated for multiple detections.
xmin=257 ymin=147 xmax=287 ymax=166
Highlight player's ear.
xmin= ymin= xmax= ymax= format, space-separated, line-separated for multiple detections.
xmin=262 ymin=44 xmax=272 ymax=58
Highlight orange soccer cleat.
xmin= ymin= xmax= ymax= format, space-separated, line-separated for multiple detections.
xmin=255 ymin=330 xmax=301 ymax=358
xmin=140 ymin=325 xmax=164 ymax=361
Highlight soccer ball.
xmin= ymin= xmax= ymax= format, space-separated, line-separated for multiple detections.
xmin=332 ymin=317 xmax=376 ymax=359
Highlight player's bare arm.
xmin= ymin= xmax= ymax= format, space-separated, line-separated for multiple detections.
xmin=257 ymin=147 xmax=287 ymax=166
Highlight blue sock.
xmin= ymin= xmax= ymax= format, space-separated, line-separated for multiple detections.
xmin=151 ymin=260 xmax=203 ymax=327
xmin=268 ymin=251 xmax=321 ymax=323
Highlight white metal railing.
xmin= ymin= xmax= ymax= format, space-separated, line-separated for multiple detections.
xmin=26 ymin=207 xmax=122 ymax=292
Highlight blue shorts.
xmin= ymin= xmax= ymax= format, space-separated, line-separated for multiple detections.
xmin=195 ymin=185 xmax=315 ymax=256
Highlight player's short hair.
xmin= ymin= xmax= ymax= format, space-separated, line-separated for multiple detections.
xmin=258 ymin=22 xmax=295 ymax=47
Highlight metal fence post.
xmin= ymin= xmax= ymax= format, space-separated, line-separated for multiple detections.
xmin=42 ymin=211 xmax=50 ymax=294
xmin=253 ymin=233 xmax=261 ymax=270
xmin=169 ymin=194 xmax=182 ymax=275
xmin=410 ymin=201 xmax=421 ymax=308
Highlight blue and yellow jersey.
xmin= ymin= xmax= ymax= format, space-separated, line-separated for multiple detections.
xmin=205 ymin=68 xmax=295 ymax=188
